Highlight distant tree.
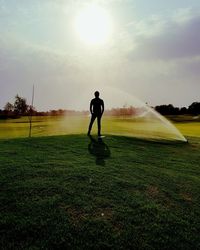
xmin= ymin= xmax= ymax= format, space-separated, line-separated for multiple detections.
xmin=180 ymin=107 xmax=187 ymax=114
xmin=173 ymin=107 xmax=180 ymax=115
xmin=4 ymin=102 xmax=14 ymax=112
xmin=14 ymin=95 xmax=28 ymax=115
xmin=50 ymin=110 xmax=57 ymax=116
xmin=155 ymin=104 xmax=181 ymax=115
xmin=155 ymin=104 xmax=172 ymax=115
xmin=188 ymin=102 xmax=200 ymax=115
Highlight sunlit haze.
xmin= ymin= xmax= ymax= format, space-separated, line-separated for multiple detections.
xmin=0 ymin=0 xmax=200 ymax=111
xmin=75 ymin=5 xmax=113 ymax=45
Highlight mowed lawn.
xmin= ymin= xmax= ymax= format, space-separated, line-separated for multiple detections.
xmin=0 ymin=115 xmax=200 ymax=139
xmin=0 ymin=132 xmax=200 ymax=249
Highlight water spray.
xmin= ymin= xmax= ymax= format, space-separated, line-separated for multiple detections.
xmin=75 ymin=86 xmax=187 ymax=142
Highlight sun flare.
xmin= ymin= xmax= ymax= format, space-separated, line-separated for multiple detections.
xmin=75 ymin=5 xmax=113 ymax=45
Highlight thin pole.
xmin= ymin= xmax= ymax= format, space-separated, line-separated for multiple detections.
xmin=29 ymin=85 xmax=34 ymax=137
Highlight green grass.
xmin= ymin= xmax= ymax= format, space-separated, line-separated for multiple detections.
xmin=1 ymin=134 xmax=200 ymax=249
xmin=0 ymin=115 xmax=200 ymax=139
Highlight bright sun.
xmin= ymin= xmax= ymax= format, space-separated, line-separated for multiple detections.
xmin=75 ymin=5 xmax=113 ymax=45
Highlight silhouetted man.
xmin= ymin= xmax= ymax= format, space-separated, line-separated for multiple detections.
xmin=87 ymin=91 xmax=104 ymax=137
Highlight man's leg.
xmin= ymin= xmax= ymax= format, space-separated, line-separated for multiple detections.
xmin=88 ymin=114 xmax=96 ymax=135
xmin=97 ymin=115 xmax=101 ymax=136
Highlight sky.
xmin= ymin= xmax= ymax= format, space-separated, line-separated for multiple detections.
xmin=0 ymin=0 xmax=200 ymax=111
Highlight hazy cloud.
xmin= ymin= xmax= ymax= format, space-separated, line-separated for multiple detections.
xmin=0 ymin=3 xmax=200 ymax=110
xmin=127 ymin=9 xmax=200 ymax=60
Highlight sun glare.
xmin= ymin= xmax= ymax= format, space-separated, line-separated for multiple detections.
xmin=75 ymin=5 xmax=113 ymax=45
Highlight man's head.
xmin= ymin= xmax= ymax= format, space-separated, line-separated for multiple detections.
xmin=94 ymin=91 xmax=100 ymax=98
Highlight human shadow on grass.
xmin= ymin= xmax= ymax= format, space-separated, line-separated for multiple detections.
xmin=88 ymin=135 xmax=111 ymax=166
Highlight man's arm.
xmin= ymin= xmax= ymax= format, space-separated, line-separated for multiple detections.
xmin=101 ymin=100 xmax=104 ymax=115
xmin=90 ymin=100 xmax=93 ymax=114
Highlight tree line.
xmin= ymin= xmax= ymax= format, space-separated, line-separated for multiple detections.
xmin=155 ymin=103 xmax=200 ymax=116
xmin=1 ymin=95 xmax=30 ymax=118
xmin=0 ymin=95 xmax=89 ymax=119
xmin=0 ymin=95 xmax=200 ymax=119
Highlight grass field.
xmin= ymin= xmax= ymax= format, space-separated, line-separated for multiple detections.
xmin=0 ymin=116 xmax=200 ymax=249
xmin=0 ymin=115 xmax=200 ymax=139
